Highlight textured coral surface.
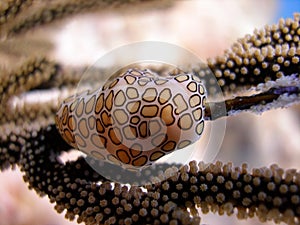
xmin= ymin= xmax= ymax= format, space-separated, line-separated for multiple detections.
xmin=0 ymin=1 xmax=299 ymax=225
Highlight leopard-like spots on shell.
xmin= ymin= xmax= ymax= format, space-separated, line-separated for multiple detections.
xmin=55 ymin=69 xmax=206 ymax=169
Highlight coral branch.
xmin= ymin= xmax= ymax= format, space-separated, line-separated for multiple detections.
xmin=0 ymin=0 xmax=33 ymax=25
xmin=0 ymin=0 xmax=173 ymax=38
xmin=205 ymin=84 xmax=300 ymax=120
xmin=2 ymin=122 xmax=297 ymax=225
xmin=0 ymin=58 xmax=58 ymax=124
xmin=147 ymin=161 xmax=300 ymax=225
xmin=201 ymin=13 xmax=300 ymax=95
xmin=0 ymin=4 xmax=299 ymax=225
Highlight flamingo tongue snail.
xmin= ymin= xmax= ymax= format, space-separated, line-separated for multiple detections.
xmin=55 ymin=69 xmax=206 ymax=169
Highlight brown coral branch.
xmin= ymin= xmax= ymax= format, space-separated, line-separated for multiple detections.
xmin=0 ymin=6 xmax=299 ymax=225
xmin=0 ymin=0 xmax=33 ymax=25
xmin=200 ymin=13 xmax=300 ymax=95
xmin=0 ymin=0 xmax=173 ymax=38
xmin=0 ymin=60 xmax=116 ymax=124
xmin=2 ymin=122 xmax=297 ymax=225
xmin=0 ymin=57 xmax=58 ymax=124
xmin=15 ymin=123 xmax=198 ymax=225
xmin=205 ymin=85 xmax=300 ymax=120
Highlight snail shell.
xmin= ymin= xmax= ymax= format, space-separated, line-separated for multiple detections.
xmin=55 ymin=69 xmax=206 ymax=169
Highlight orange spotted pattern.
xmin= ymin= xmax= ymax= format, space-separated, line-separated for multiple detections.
xmin=55 ymin=69 xmax=206 ymax=169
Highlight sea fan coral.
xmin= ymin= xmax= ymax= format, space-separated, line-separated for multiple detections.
xmin=0 ymin=1 xmax=299 ymax=225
